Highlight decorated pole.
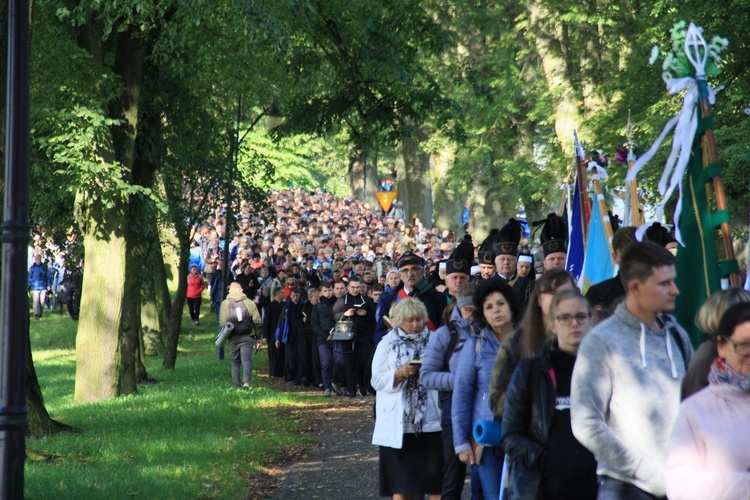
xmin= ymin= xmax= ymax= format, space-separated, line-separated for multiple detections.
xmin=626 ymin=21 xmax=740 ymax=344
xmin=587 ymin=153 xmax=615 ymax=262
xmin=624 ymin=111 xmax=643 ymax=227
xmin=573 ymin=131 xmax=590 ymax=243
xmin=556 ymin=182 xmax=569 ymax=217
xmin=692 ymin=69 xmax=739 ymax=287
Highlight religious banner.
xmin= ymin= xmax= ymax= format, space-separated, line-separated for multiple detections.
xmin=626 ymin=22 xmax=739 ymax=345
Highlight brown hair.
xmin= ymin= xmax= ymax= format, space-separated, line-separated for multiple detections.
xmin=545 ymin=289 xmax=592 ymax=334
xmin=519 ymin=269 xmax=577 ymax=359
xmin=619 ymin=242 xmax=676 ymax=289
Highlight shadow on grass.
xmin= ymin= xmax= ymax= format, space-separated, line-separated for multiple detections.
xmin=26 ymin=300 xmax=317 ymax=498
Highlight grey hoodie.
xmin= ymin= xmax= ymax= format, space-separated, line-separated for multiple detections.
xmin=571 ymin=302 xmax=693 ymax=497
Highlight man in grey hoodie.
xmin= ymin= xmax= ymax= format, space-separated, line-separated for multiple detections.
xmin=571 ymin=242 xmax=693 ymax=499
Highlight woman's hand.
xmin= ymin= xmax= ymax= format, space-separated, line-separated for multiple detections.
xmin=458 ymin=450 xmax=475 ymax=466
xmin=393 ymin=364 xmax=420 ymax=388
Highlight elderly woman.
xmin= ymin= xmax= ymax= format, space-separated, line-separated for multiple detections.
xmin=371 ymin=298 xmax=443 ymax=500
xmin=681 ymin=288 xmax=750 ymax=400
xmin=664 ymin=302 xmax=750 ymax=499
xmin=453 ymin=278 xmax=521 ymax=499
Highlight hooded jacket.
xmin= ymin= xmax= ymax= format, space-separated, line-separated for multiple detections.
xmin=452 ymin=325 xmax=503 ymax=454
xmin=571 ymin=302 xmax=693 ymax=497
xmin=419 ymin=305 xmax=473 ymax=427
xmin=218 ymin=289 xmax=261 ymax=337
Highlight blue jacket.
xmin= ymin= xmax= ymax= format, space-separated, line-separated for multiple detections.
xmin=275 ymin=299 xmax=291 ymax=344
xmin=452 ymin=325 xmax=502 ymax=454
xmin=28 ymin=263 xmax=48 ymax=291
xmin=420 ymin=306 xmax=473 ymax=427
xmin=188 ymin=246 xmax=203 ymax=271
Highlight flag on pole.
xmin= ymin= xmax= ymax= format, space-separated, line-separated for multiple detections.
xmin=566 ymin=176 xmax=585 ymax=282
xmin=578 ymin=197 xmax=615 ymax=293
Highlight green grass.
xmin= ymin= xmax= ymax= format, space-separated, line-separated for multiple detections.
xmin=25 ymin=306 xmax=319 ymax=499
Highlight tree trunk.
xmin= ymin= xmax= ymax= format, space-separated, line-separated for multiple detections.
xmin=26 ymin=318 xmax=71 ymax=437
xmin=141 ymin=293 xmax=165 ymax=357
xmin=74 ymin=205 xmax=128 ymax=402
xmin=160 ymin=170 xmax=191 ymax=370
xmin=396 ymin=128 xmax=433 ymax=227
xmin=161 ymin=238 xmax=189 ymax=370
xmin=348 ymin=148 xmax=379 ymax=209
xmin=431 ymin=146 xmax=460 ymax=232
xmin=528 ymin=0 xmax=581 ymax=154
xmin=74 ymin=22 xmax=144 ymax=402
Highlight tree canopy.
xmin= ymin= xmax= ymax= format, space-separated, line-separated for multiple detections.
xmin=17 ymin=0 xmax=750 ymax=403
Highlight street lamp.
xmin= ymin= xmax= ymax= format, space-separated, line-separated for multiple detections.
xmin=221 ymin=100 xmax=283 ymax=300
xmin=1 ymin=0 xmax=31 ymax=496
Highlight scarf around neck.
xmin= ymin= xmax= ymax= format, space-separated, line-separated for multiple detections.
xmin=708 ymin=357 xmax=750 ymax=393
xmin=391 ymin=326 xmax=430 ymax=433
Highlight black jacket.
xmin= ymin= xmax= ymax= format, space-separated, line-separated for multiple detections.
xmin=332 ymin=293 xmax=376 ymax=342
xmin=311 ymin=296 xmax=336 ymax=342
xmin=262 ymin=300 xmax=284 ymax=343
xmin=500 ymin=341 xmax=596 ymax=500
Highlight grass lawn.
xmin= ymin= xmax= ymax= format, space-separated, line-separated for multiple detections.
xmin=25 ymin=304 xmax=321 ymax=499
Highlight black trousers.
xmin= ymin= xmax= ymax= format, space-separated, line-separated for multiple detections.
xmin=186 ymin=297 xmax=201 ymax=322
xmin=441 ymin=424 xmax=467 ymax=499
xmin=354 ymin=337 xmax=374 ymax=395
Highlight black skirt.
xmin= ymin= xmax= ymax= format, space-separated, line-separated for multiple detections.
xmin=379 ymin=431 xmax=443 ymax=497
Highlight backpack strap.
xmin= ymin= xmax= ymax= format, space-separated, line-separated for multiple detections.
xmin=668 ymin=326 xmax=688 ymax=371
xmin=442 ymin=321 xmax=459 ymax=370
xmin=659 ymin=315 xmax=688 ymax=371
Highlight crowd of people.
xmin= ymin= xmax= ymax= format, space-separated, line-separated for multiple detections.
xmin=27 ymin=230 xmax=83 ymax=321
xmin=185 ymin=187 xmax=748 ymax=499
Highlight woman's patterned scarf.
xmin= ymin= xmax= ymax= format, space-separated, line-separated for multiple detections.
xmin=708 ymin=357 xmax=750 ymax=393
xmin=391 ymin=326 xmax=430 ymax=433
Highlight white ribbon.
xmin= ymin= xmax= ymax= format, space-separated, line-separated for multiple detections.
xmin=624 ymin=76 xmax=715 ymax=246
xmin=587 ymin=161 xmax=608 ymax=182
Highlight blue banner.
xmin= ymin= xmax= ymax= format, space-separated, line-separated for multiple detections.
xmin=566 ymin=177 xmax=585 ymax=282
xmin=579 ymin=199 xmax=615 ymax=293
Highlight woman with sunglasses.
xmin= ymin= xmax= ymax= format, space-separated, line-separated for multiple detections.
xmin=501 ymin=289 xmax=598 ymax=499
xmin=664 ymin=302 xmax=750 ymax=499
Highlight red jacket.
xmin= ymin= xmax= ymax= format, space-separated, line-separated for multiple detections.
xmin=187 ymin=273 xmax=206 ymax=299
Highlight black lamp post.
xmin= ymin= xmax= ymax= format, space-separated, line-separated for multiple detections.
xmin=221 ymin=100 xmax=283 ymax=299
xmin=0 ymin=0 xmax=31 ymax=496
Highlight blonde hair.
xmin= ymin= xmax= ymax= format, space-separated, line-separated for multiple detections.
xmin=696 ymin=288 xmax=750 ymax=337
xmin=390 ymin=298 xmax=428 ymax=327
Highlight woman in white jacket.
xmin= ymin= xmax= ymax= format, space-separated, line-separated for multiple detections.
xmin=664 ymin=302 xmax=750 ymax=500
xmin=371 ymin=298 xmax=442 ymax=500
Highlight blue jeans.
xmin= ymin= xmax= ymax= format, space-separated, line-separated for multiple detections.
xmin=318 ymin=341 xmax=334 ymax=391
xmin=230 ymin=334 xmax=254 ymax=387
xmin=473 ymin=446 xmax=501 ymax=500
xmin=597 ymin=476 xmax=665 ymax=500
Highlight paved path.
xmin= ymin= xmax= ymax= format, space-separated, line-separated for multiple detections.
xmin=268 ymin=396 xmax=379 ymax=499
xmin=266 ymin=394 xmax=472 ymax=499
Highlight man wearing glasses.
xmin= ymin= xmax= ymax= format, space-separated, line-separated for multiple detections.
xmin=374 ymin=251 xmax=448 ymax=344
xmin=571 ymin=242 xmax=694 ymax=500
